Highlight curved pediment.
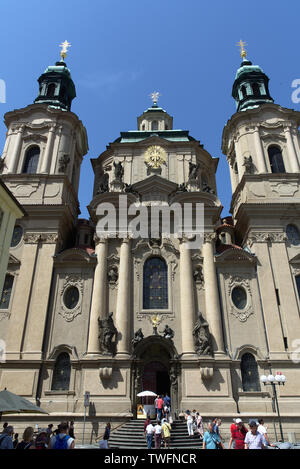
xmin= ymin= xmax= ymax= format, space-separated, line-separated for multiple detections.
xmin=54 ymin=247 xmax=96 ymax=264
xmin=132 ymin=334 xmax=179 ymax=360
xmin=215 ymin=247 xmax=256 ymax=265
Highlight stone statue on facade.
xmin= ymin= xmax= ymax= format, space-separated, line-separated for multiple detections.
xmin=58 ymin=153 xmax=70 ymax=173
xmin=162 ymin=324 xmax=174 ymax=340
xmin=193 ymin=266 xmax=204 ymax=283
xmin=107 ymin=265 xmax=118 ymax=284
xmin=243 ymin=155 xmax=255 ymax=174
xmin=188 ymin=162 xmax=200 ymax=183
xmin=193 ymin=312 xmax=212 ymax=356
xmin=177 ymin=182 xmax=187 ymax=192
xmin=113 ymin=161 xmax=124 ymax=182
xmin=97 ymin=172 xmax=109 ymax=194
xmin=201 ymin=181 xmax=215 ymax=194
xmin=98 ymin=312 xmax=118 ymax=355
xmin=132 ymin=328 xmax=144 ymax=347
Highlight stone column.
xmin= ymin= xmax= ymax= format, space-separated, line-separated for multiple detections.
xmin=115 ymin=237 xmax=131 ymax=356
xmin=253 ymin=126 xmax=267 ymax=173
xmin=41 ymin=124 xmax=56 ymax=173
xmin=179 ymin=238 xmax=196 ymax=356
xmin=284 ymin=125 xmax=300 ymax=172
xmin=202 ymin=233 xmax=225 ymax=354
xmin=87 ymin=237 xmax=108 ymax=354
xmin=7 ymin=125 xmax=24 ymax=173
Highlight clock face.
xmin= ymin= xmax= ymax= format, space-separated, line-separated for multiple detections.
xmin=11 ymin=225 xmax=23 ymax=248
xmin=144 ymin=145 xmax=166 ymax=169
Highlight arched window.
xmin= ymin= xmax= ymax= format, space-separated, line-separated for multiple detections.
xmin=143 ymin=257 xmax=168 ymax=309
xmin=22 ymin=146 xmax=40 ymax=174
xmin=51 ymin=352 xmax=71 ymax=391
xmin=47 ymin=83 xmax=56 ymax=97
xmin=151 ymin=121 xmax=158 ymax=131
xmin=268 ymin=145 xmax=285 ymax=173
xmin=0 ymin=274 xmax=14 ymax=309
xmin=241 ymin=353 xmax=261 ymax=392
xmin=252 ymin=83 xmax=261 ymax=96
xmin=286 ymin=224 xmax=300 ymax=246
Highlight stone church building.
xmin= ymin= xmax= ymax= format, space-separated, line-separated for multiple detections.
xmin=1 ymin=50 xmax=300 ymax=437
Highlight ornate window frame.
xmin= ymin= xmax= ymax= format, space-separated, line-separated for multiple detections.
xmin=45 ymin=345 xmax=77 ymax=396
xmin=133 ymin=239 xmax=179 ymax=320
xmin=59 ymin=274 xmax=84 ymax=322
xmin=0 ymin=271 xmax=18 ymax=320
xmin=224 ymin=274 xmax=253 ymax=322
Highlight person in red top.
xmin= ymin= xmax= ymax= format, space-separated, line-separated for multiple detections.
xmin=156 ymin=396 xmax=164 ymax=421
xmin=228 ymin=418 xmax=247 ymax=449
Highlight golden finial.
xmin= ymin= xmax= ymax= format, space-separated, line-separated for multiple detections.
xmin=59 ymin=40 xmax=71 ymax=61
xmin=237 ymin=39 xmax=247 ymax=59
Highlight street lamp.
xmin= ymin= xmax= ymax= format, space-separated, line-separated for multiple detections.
xmin=260 ymin=372 xmax=286 ymax=442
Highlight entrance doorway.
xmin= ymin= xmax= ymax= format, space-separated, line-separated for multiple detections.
xmin=142 ymin=361 xmax=170 ymax=395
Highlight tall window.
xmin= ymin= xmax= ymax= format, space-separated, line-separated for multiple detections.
xmin=0 ymin=274 xmax=14 ymax=309
xmin=296 ymin=275 xmax=300 ymax=301
xmin=47 ymin=83 xmax=56 ymax=97
xmin=268 ymin=145 xmax=285 ymax=173
xmin=22 ymin=146 xmax=40 ymax=174
xmin=241 ymin=353 xmax=261 ymax=392
xmin=151 ymin=121 xmax=158 ymax=131
xmin=143 ymin=257 xmax=168 ymax=309
xmin=286 ymin=224 xmax=300 ymax=246
xmin=252 ymin=83 xmax=261 ymax=96
xmin=241 ymin=85 xmax=247 ymax=99
xmin=51 ymin=352 xmax=71 ymax=391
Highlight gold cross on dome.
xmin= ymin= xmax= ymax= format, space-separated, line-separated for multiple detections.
xmin=59 ymin=40 xmax=71 ymax=60
xmin=150 ymin=91 xmax=161 ymax=104
xmin=237 ymin=39 xmax=247 ymax=59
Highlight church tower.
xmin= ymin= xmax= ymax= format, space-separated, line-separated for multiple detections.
xmin=0 ymin=41 xmax=88 ymax=373
xmin=222 ymin=43 xmax=300 ymax=418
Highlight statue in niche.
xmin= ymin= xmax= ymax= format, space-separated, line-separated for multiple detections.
xmin=113 ymin=161 xmax=124 ymax=182
xmin=132 ymin=328 xmax=144 ymax=347
xmin=98 ymin=312 xmax=118 ymax=355
xmin=162 ymin=324 xmax=174 ymax=340
xmin=97 ymin=172 xmax=109 ymax=194
xmin=193 ymin=266 xmax=204 ymax=283
xmin=188 ymin=162 xmax=200 ymax=182
xmin=107 ymin=265 xmax=118 ymax=284
xmin=58 ymin=153 xmax=70 ymax=173
xmin=243 ymin=155 xmax=255 ymax=174
xmin=193 ymin=312 xmax=212 ymax=356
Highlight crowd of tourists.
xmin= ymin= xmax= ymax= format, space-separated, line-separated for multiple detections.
xmin=0 ymin=421 xmax=75 ymax=449
xmin=183 ymin=412 xmax=275 ymax=449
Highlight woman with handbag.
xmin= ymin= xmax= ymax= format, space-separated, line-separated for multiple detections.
xmin=203 ymin=421 xmax=224 ymax=449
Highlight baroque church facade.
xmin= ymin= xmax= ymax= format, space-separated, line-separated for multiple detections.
xmin=1 ymin=49 xmax=300 ymax=435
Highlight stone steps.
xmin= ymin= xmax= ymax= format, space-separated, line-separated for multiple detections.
xmin=109 ymin=420 xmax=203 ymax=449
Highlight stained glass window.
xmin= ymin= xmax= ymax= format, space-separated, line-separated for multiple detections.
xmin=63 ymin=286 xmax=79 ymax=310
xmin=241 ymin=353 xmax=261 ymax=392
xmin=296 ymin=276 xmax=300 ymax=301
xmin=22 ymin=146 xmax=40 ymax=174
xmin=143 ymin=257 xmax=168 ymax=309
xmin=0 ymin=274 xmax=14 ymax=309
xmin=51 ymin=352 xmax=71 ymax=391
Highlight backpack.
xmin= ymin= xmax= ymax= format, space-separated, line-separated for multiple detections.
xmin=53 ymin=434 xmax=70 ymax=449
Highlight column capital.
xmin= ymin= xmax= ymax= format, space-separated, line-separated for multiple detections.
xmin=93 ymin=234 xmax=108 ymax=246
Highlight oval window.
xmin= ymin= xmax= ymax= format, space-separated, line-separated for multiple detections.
xmin=63 ymin=286 xmax=79 ymax=310
xmin=232 ymin=286 xmax=247 ymax=309
xmin=11 ymin=226 xmax=23 ymax=247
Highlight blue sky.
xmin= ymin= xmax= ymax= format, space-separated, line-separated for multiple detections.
xmin=1 ymin=0 xmax=300 ymax=219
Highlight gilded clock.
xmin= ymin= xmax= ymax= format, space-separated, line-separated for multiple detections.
xmin=144 ymin=145 xmax=166 ymax=169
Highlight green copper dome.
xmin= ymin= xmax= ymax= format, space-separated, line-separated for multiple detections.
xmin=232 ymin=58 xmax=273 ymax=112
xmin=34 ymin=60 xmax=76 ymax=111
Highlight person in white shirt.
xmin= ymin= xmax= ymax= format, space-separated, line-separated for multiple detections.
xmin=257 ymin=419 xmax=274 ymax=447
xmin=145 ymin=422 xmax=155 ymax=449
xmin=154 ymin=421 xmax=162 ymax=449
xmin=185 ymin=410 xmax=194 ymax=437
